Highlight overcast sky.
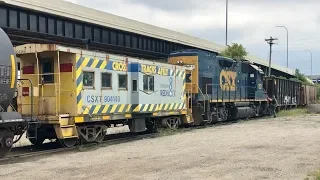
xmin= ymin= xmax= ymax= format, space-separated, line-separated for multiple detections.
xmin=66 ymin=0 xmax=320 ymax=75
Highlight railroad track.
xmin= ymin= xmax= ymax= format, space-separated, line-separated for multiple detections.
xmin=0 ymin=131 xmax=159 ymax=164
xmin=0 ymin=116 xmax=272 ymax=164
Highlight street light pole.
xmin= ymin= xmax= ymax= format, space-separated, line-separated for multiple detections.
xmin=275 ymin=25 xmax=288 ymax=68
xmin=226 ymin=0 xmax=228 ymax=46
xmin=307 ymin=50 xmax=313 ymax=75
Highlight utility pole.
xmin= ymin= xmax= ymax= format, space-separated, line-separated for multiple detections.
xmin=226 ymin=0 xmax=228 ymax=46
xmin=265 ymin=36 xmax=278 ymax=77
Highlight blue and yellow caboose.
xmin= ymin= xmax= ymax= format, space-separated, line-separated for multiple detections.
xmin=15 ymin=44 xmax=190 ymax=147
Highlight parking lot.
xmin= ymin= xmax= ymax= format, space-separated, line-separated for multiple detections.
xmin=1 ymin=114 xmax=320 ymax=180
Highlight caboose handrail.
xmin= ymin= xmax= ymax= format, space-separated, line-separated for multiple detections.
xmin=17 ymin=79 xmax=34 ymax=120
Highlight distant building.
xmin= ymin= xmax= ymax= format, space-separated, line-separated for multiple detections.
xmin=307 ymin=75 xmax=320 ymax=84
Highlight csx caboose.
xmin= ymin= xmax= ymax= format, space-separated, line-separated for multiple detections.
xmin=15 ymin=44 xmax=189 ymax=147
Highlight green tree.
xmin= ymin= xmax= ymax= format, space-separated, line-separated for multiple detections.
xmin=220 ymin=43 xmax=248 ymax=60
xmin=295 ymin=69 xmax=308 ymax=83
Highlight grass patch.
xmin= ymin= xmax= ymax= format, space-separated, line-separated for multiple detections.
xmin=277 ymin=108 xmax=308 ymax=117
xmin=305 ymin=169 xmax=320 ymax=180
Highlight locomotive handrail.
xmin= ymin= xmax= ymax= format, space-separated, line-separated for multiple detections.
xmin=198 ymin=87 xmax=206 ymax=113
xmin=205 ymin=84 xmax=213 ymax=100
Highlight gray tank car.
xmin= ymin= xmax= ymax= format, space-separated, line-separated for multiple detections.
xmin=0 ymin=28 xmax=27 ymax=157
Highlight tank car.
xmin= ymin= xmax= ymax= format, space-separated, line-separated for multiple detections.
xmin=168 ymin=49 xmax=269 ymax=125
xmin=0 ymin=28 xmax=27 ymax=157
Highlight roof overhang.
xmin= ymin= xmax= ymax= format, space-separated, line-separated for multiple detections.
xmin=1 ymin=0 xmax=295 ymax=76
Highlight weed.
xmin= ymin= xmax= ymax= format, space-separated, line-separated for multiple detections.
xmin=277 ymin=108 xmax=308 ymax=117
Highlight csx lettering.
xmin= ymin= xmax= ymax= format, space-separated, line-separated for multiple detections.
xmin=112 ymin=62 xmax=127 ymax=71
xmin=87 ymin=95 xmax=102 ymax=103
xmin=220 ymin=70 xmax=237 ymax=91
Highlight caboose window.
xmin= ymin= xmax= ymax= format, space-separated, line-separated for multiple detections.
xmin=118 ymin=74 xmax=127 ymax=89
xmin=101 ymin=73 xmax=112 ymax=88
xmin=83 ymin=71 xmax=94 ymax=87
xmin=143 ymin=75 xmax=154 ymax=92
xmin=41 ymin=58 xmax=54 ymax=83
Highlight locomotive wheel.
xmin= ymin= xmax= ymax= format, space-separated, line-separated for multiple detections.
xmin=59 ymin=138 xmax=78 ymax=148
xmin=162 ymin=117 xmax=181 ymax=129
xmin=94 ymin=131 xmax=105 ymax=143
xmin=0 ymin=129 xmax=14 ymax=158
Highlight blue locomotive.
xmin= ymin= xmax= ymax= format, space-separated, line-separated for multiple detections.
xmin=169 ymin=49 xmax=269 ymax=125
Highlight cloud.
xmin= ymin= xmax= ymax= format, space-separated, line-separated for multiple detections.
xmin=65 ymin=0 xmax=320 ymax=74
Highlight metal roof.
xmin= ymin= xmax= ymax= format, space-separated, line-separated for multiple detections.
xmin=1 ymin=0 xmax=295 ymax=75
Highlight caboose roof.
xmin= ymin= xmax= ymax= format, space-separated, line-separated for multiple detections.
xmin=14 ymin=43 xmax=193 ymax=70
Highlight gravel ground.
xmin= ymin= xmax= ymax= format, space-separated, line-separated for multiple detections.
xmin=2 ymin=115 xmax=320 ymax=180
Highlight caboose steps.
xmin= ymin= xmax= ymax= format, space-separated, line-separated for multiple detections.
xmin=54 ymin=114 xmax=79 ymax=147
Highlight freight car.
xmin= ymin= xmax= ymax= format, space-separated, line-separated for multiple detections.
xmin=0 ymin=28 xmax=28 ymax=157
xmin=264 ymin=76 xmax=317 ymax=108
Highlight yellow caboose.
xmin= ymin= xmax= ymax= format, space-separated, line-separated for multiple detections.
xmin=16 ymin=44 xmax=192 ymax=147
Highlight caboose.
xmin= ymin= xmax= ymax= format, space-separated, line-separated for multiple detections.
xmin=15 ymin=44 xmax=189 ymax=147
xmin=169 ymin=49 xmax=269 ymax=125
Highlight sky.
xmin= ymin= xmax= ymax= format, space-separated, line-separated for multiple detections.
xmin=65 ymin=0 xmax=320 ymax=75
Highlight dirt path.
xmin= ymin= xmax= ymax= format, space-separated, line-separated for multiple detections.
xmin=2 ymin=115 xmax=320 ymax=180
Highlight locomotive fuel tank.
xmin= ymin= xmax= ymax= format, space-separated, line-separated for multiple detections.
xmin=0 ymin=27 xmax=17 ymax=111
xmin=230 ymin=106 xmax=254 ymax=119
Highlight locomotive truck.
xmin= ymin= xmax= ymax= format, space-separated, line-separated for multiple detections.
xmin=0 ymin=27 xmax=317 ymax=157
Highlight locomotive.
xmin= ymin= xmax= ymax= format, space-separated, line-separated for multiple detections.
xmin=0 ymin=27 xmax=316 ymax=158
xmin=168 ymin=50 xmax=269 ymax=125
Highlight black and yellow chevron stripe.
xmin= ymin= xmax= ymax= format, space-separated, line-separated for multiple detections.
xmin=80 ymin=103 xmax=186 ymax=115
xmin=175 ymin=70 xmax=186 ymax=78
xmin=157 ymin=103 xmax=185 ymax=111
xmin=82 ymin=104 xmax=132 ymax=115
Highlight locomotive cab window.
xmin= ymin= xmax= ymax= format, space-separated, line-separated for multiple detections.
xmin=101 ymin=73 xmax=112 ymax=88
xmin=83 ymin=71 xmax=94 ymax=87
xmin=143 ymin=75 xmax=154 ymax=92
xmin=41 ymin=58 xmax=54 ymax=83
xmin=118 ymin=74 xmax=127 ymax=90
